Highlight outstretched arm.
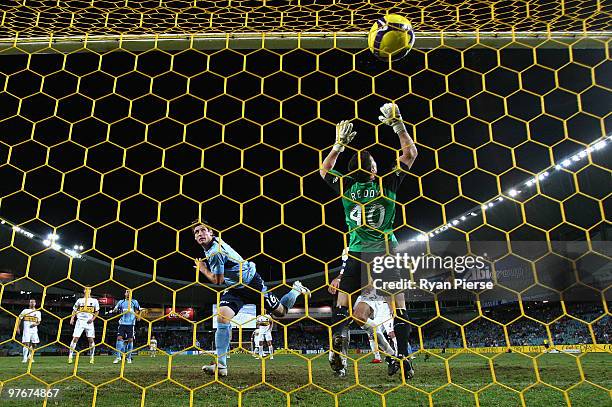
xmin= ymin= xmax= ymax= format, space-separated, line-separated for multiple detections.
xmin=320 ymin=120 xmax=357 ymax=178
xmin=379 ymin=103 xmax=418 ymax=169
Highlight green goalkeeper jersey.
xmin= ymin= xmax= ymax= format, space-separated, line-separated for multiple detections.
xmin=324 ymin=162 xmax=409 ymax=253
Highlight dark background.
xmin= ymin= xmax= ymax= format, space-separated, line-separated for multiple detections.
xmin=0 ymin=44 xmax=610 ymax=287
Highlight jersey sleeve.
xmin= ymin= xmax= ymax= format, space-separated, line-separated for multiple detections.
xmin=18 ymin=310 xmax=25 ymax=319
xmin=93 ymin=299 xmax=100 ymax=312
xmin=382 ymin=161 xmax=410 ymax=193
xmin=35 ymin=311 xmax=41 ymax=323
xmin=323 ymin=169 xmax=355 ymax=195
xmin=73 ymin=300 xmax=79 ymax=312
xmin=133 ymin=300 xmax=140 ymax=311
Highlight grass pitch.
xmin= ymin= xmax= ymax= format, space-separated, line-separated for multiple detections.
xmin=0 ymin=351 xmax=610 ymax=406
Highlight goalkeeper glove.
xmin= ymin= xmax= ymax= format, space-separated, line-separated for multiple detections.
xmin=378 ymin=103 xmax=407 ymax=134
xmin=333 ymin=120 xmax=357 ymax=152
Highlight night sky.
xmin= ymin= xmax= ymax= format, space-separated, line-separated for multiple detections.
xmin=0 ymin=44 xmax=610 ymax=288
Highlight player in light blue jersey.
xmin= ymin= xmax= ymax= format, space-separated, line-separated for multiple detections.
xmin=111 ymin=289 xmax=140 ymax=364
xmin=192 ymin=221 xmax=311 ymax=377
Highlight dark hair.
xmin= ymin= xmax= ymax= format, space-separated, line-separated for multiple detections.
xmin=191 ymin=220 xmax=212 ymax=235
xmin=348 ymin=150 xmax=374 ymax=182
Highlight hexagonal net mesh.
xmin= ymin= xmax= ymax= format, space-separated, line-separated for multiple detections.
xmin=0 ymin=2 xmax=611 ymax=407
xmin=0 ymin=0 xmax=610 ymax=40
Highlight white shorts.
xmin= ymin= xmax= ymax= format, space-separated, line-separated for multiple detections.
xmin=22 ymin=330 xmax=40 ymax=344
xmin=257 ymin=332 xmax=272 ymax=343
xmin=72 ymin=319 xmax=95 ymax=338
xmin=355 ymin=295 xmax=394 ymax=333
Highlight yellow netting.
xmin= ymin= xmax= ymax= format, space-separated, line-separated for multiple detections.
xmin=0 ymin=2 xmax=610 ymax=406
xmin=0 ymin=0 xmax=610 ymax=38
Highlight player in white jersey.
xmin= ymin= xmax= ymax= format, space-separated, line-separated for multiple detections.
xmin=150 ymin=336 xmax=157 ymax=357
xmin=16 ymin=299 xmax=41 ymax=363
xmin=256 ymin=314 xmax=274 ymax=359
xmin=353 ymin=287 xmax=398 ymax=368
xmin=68 ymin=287 xmax=100 ymax=364
xmin=358 ymin=295 xmax=396 ymax=363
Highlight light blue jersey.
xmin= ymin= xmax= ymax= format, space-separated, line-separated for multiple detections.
xmin=114 ymin=299 xmax=140 ymax=326
xmin=204 ymin=238 xmax=256 ymax=287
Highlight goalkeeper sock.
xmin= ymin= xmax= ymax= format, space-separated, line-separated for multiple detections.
xmin=126 ymin=341 xmax=133 ymax=359
xmin=22 ymin=346 xmax=28 ymax=361
xmin=394 ymin=308 xmax=411 ymax=357
xmin=331 ymin=306 xmax=349 ymax=337
xmin=115 ymin=339 xmax=125 ymax=358
xmin=215 ymin=322 xmax=231 ymax=369
xmin=280 ymin=289 xmax=300 ymax=310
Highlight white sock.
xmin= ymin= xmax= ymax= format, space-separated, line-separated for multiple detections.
xmin=69 ymin=340 xmax=77 ymax=357
xmin=268 ymin=345 xmax=274 ymax=356
xmin=22 ymin=347 xmax=28 ymax=360
xmin=368 ymin=336 xmax=377 ymax=355
xmin=90 ymin=345 xmax=95 ymax=358
xmin=362 ymin=319 xmax=395 ymax=355
xmin=391 ymin=337 xmax=398 ymax=354
xmin=259 ymin=345 xmax=264 ymax=356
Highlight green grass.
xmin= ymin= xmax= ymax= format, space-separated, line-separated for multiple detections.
xmin=0 ymin=352 xmax=610 ymax=406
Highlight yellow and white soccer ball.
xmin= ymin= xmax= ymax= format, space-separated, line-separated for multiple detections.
xmin=368 ymin=14 xmax=416 ymax=61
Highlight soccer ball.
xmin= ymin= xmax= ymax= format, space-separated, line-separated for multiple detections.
xmin=368 ymin=14 xmax=415 ymax=61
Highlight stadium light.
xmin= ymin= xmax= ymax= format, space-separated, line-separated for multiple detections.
xmin=408 ymin=135 xmax=610 ymax=241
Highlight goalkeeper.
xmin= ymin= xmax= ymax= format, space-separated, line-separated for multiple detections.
xmin=320 ymin=103 xmax=418 ymax=381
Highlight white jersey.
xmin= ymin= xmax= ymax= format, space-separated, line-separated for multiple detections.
xmin=19 ymin=308 xmax=41 ymax=331
xmin=150 ymin=339 xmax=157 ymax=349
xmin=256 ymin=315 xmax=273 ymax=334
xmin=73 ymin=297 xmax=100 ymax=321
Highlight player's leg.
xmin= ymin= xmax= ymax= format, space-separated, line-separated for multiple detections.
xmin=114 ymin=331 xmax=125 ymax=363
xmin=68 ymin=322 xmax=83 ymax=363
xmin=226 ymin=330 xmax=231 ymax=359
xmin=386 ymin=325 xmax=398 ymax=355
xmin=214 ymin=305 xmax=234 ymax=372
xmin=266 ymin=334 xmax=274 ymax=359
xmin=258 ymin=338 xmax=265 ymax=357
xmin=126 ymin=339 xmax=134 ymax=362
xmin=329 ymin=255 xmax=362 ymax=376
xmin=28 ymin=332 xmax=39 ymax=362
xmin=389 ymin=292 xmax=414 ymax=380
xmin=22 ymin=341 xmax=30 ymax=363
xmin=203 ymin=291 xmax=239 ymax=376
xmin=87 ymin=336 xmax=96 ymax=364
xmin=368 ymin=333 xmax=381 ymax=362
xmin=270 ymin=281 xmax=311 ymax=318
xmin=29 ymin=342 xmax=37 ymax=362
xmin=354 ymin=300 xmax=399 ymax=376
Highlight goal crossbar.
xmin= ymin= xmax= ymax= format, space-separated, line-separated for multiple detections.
xmin=1 ymin=31 xmax=610 ymax=54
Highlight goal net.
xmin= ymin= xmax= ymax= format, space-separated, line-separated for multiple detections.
xmin=0 ymin=1 xmax=610 ymax=406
